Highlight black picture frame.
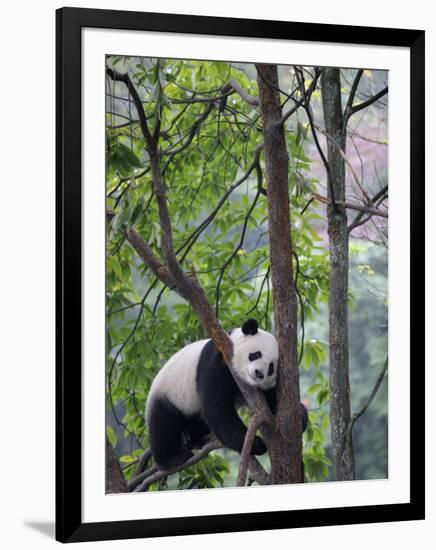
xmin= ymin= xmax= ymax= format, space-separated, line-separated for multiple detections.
xmin=56 ymin=6 xmax=425 ymax=543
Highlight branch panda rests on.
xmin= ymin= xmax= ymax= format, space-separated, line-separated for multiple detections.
xmin=145 ymin=318 xmax=308 ymax=471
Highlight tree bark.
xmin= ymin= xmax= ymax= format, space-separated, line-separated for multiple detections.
xmin=256 ymin=64 xmax=302 ymax=484
xmin=321 ymin=68 xmax=355 ymax=481
xmin=106 ymin=438 xmax=128 ymax=493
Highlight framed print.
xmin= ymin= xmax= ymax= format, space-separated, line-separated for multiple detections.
xmin=56 ymin=7 xmax=425 ymax=543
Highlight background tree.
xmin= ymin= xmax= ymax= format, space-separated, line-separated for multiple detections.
xmin=320 ymin=68 xmax=388 ymax=480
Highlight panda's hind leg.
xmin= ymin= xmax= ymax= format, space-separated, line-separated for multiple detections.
xmin=148 ymin=397 xmax=193 ymax=471
xmin=184 ymin=416 xmax=212 ymax=450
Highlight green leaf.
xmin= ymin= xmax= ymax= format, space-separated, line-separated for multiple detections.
xmin=106 ymin=425 xmax=117 ymax=447
xmin=118 ymin=143 xmax=142 ymax=168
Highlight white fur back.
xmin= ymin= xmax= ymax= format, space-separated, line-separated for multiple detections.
xmin=145 ymin=339 xmax=208 ymax=421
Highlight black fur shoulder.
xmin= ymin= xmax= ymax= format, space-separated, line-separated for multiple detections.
xmin=195 ymin=339 xmax=266 ymax=454
xmin=196 ymin=339 xmax=240 ymax=401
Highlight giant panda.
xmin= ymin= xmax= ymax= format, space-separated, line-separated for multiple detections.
xmin=145 ymin=318 xmax=307 ymax=471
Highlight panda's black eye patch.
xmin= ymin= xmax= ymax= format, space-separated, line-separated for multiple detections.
xmin=249 ymin=351 xmax=262 ymax=361
xmin=268 ymin=362 xmax=274 ymax=376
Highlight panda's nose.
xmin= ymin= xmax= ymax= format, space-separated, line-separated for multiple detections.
xmin=255 ymin=369 xmax=264 ymax=380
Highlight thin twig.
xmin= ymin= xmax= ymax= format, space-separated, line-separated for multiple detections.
xmin=348 ymin=129 xmax=388 ymax=146
xmin=278 ymin=69 xmax=321 ymax=126
xmin=314 ymin=124 xmax=372 ymax=205
xmin=350 ymin=356 xmax=388 ymax=431
xmin=127 ymin=465 xmax=159 ymax=491
xmin=107 ymin=68 xmax=153 ymax=146
xmin=177 ymin=143 xmax=264 ymax=261
xmin=311 ymin=193 xmax=388 ymax=218
xmin=349 ymin=87 xmax=388 ymax=117
xmin=221 ymin=79 xmax=259 ymax=107
xmin=343 ymin=69 xmax=364 ymax=132
xmin=132 ymin=448 xmax=152 ymax=477
xmin=348 ymin=185 xmax=388 ymax=233
xmin=292 ymin=66 xmax=337 ymax=210
xmin=215 ymin=186 xmax=262 ymax=316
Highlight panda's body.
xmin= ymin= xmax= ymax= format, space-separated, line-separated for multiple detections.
xmin=146 ymin=339 xmax=208 ymax=420
xmin=146 ymin=319 xmax=280 ymax=471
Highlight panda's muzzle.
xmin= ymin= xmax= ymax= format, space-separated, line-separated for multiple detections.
xmin=255 ymin=369 xmax=264 ymax=380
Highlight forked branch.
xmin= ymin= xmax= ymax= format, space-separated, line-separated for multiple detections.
xmin=133 ymin=440 xmax=223 ymax=492
xmin=236 ymin=414 xmax=270 ymax=486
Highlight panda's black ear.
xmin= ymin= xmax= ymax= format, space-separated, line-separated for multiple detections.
xmin=242 ymin=318 xmax=258 ymax=335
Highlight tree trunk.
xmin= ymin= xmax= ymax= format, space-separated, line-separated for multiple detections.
xmin=256 ymin=64 xmax=302 ymax=484
xmin=321 ymin=68 xmax=355 ymax=481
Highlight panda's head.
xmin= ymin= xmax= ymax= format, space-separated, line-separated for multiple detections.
xmin=231 ymin=319 xmax=279 ymax=391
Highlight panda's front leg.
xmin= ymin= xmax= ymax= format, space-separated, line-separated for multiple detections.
xmin=202 ymin=394 xmax=267 ymax=455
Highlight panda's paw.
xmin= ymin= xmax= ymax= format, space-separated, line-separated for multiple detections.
xmin=157 ymin=449 xmax=194 ymax=472
xmin=176 ymin=448 xmax=194 ymax=468
xmin=251 ymin=436 xmax=267 ymax=455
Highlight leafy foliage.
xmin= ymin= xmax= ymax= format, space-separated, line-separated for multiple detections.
xmin=177 ymin=454 xmax=230 ymax=490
